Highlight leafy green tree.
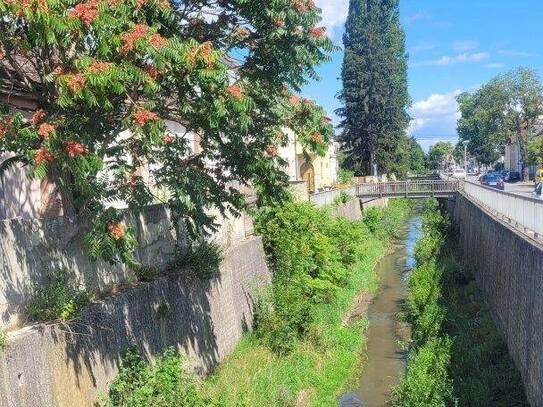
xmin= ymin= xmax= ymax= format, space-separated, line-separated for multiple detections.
xmin=457 ymin=68 xmax=543 ymax=177
xmin=0 ymin=0 xmax=334 ymax=264
xmin=427 ymin=142 xmax=453 ymax=171
xmin=407 ymin=136 xmax=426 ymax=175
xmin=337 ymin=0 xmax=410 ymax=178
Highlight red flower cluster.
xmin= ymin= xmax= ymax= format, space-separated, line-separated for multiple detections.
xmin=70 ymin=0 xmax=100 ymax=27
xmin=134 ymin=110 xmax=159 ymax=126
xmin=227 ymin=85 xmax=243 ymax=101
xmin=0 ymin=117 xmax=12 ymax=138
xmin=273 ymin=18 xmax=285 ymax=27
xmin=67 ymin=74 xmax=86 ymax=92
xmin=108 ymin=223 xmax=126 ymax=240
xmin=144 ymin=64 xmax=160 ymax=79
xmin=290 ymin=95 xmax=299 ymax=105
xmin=311 ymin=132 xmax=323 ymax=143
xmin=121 ymin=24 xmax=149 ymax=52
xmin=294 ymin=1 xmax=305 ymax=12
xmin=309 ymin=27 xmax=326 ymax=38
xmin=38 ymin=123 xmax=55 ymax=138
xmin=149 ymin=33 xmax=167 ymax=49
xmin=136 ymin=0 xmax=146 ymax=8
xmin=66 ymin=141 xmax=87 ymax=158
xmin=188 ymin=41 xmax=215 ymax=69
xmin=308 ymin=0 xmax=316 ymax=9
xmin=35 ymin=146 xmax=53 ymax=164
xmin=89 ymin=61 xmax=111 ymax=73
xmin=53 ymin=66 xmax=64 ymax=76
xmin=162 ymin=133 xmax=174 ymax=144
xmin=266 ymin=144 xmax=278 ymax=157
xmin=31 ymin=109 xmax=46 ymax=125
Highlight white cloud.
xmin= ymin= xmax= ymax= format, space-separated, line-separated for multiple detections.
xmin=453 ymin=40 xmax=479 ymax=51
xmin=411 ymin=52 xmax=489 ymax=67
xmin=485 ymin=63 xmax=506 ymax=69
xmin=315 ymin=0 xmax=349 ymax=38
xmin=409 ymin=91 xmax=461 ymax=148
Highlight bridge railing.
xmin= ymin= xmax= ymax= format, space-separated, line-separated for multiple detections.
xmin=356 ymin=180 xmax=459 ymax=198
xmin=462 ymin=180 xmax=543 ymax=239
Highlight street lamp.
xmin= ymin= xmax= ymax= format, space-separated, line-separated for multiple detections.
xmin=463 ymin=141 xmax=469 ymax=176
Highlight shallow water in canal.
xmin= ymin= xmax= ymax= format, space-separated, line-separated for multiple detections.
xmin=340 ymin=216 xmax=421 ymax=407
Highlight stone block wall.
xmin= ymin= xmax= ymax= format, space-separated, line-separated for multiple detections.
xmin=448 ymin=193 xmax=543 ymax=407
xmin=0 ymin=204 xmax=252 ymax=330
xmin=0 ymin=237 xmax=270 ymax=407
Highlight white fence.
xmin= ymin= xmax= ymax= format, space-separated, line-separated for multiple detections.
xmin=309 ymin=187 xmax=357 ymax=207
xmin=463 ymin=180 xmax=543 ymax=239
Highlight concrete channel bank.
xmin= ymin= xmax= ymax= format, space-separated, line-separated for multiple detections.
xmin=0 ymin=191 xmax=376 ymax=407
xmin=447 ymin=192 xmax=543 ymax=407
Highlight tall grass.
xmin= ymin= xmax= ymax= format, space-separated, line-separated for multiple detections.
xmin=202 ymin=199 xmax=412 ymax=406
xmin=393 ymin=199 xmax=528 ymax=407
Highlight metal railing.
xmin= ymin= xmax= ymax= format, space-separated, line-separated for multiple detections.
xmin=356 ymin=180 xmax=459 ymax=198
xmin=462 ymin=180 xmax=543 ymax=239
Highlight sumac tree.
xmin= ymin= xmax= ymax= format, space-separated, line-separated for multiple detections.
xmin=0 ymin=0 xmax=334 ymax=264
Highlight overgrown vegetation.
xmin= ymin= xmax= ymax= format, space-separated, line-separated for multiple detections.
xmin=28 ymin=270 xmax=90 ymax=322
xmin=202 ymin=199 xmax=412 ymax=405
xmin=0 ymin=330 xmax=7 ymax=351
xmin=393 ymin=200 xmax=528 ymax=406
xmin=173 ymin=241 xmax=223 ymax=280
xmin=101 ymin=347 xmax=211 ymax=407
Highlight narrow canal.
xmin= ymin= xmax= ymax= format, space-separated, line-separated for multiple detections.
xmin=340 ymin=215 xmax=421 ymax=407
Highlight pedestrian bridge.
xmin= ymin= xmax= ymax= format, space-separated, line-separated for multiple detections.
xmin=355 ymin=179 xmax=460 ymax=199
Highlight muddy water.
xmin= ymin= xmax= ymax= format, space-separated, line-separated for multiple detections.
xmin=340 ymin=216 xmax=421 ymax=407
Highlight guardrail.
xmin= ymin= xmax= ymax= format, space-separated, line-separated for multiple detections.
xmin=462 ymin=180 xmax=543 ymax=239
xmin=356 ymin=180 xmax=459 ymax=198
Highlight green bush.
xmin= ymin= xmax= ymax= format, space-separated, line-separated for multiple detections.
xmin=362 ymin=199 xmax=413 ymax=240
xmin=102 ymin=347 xmax=211 ymax=407
xmin=392 ymin=338 xmax=453 ymax=407
xmin=337 ymin=168 xmax=355 ymax=185
xmin=255 ymin=199 xmax=411 ymax=354
xmin=28 ymin=270 xmax=90 ymax=322
xmin=0 ymin=330 xmax=7 ymax=351
xmin=173 ymin=240 xmax=223 ymax=280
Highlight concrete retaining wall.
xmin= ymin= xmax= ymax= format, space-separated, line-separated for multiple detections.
xmin=0 ymin=237 xmax=270 ymax=407
xmin=328 ymin=198 xmax=362 ymax=221
xmin=448 ymin=193 xmax=543 ymax=407
xmin=0 ymin=205 xmax=252 ymax=330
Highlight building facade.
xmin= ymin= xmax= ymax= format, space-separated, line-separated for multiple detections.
xmin=278 ymin=128 xmax=339 ymax=194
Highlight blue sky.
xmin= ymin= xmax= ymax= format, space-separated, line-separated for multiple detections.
xmin=303 ymin=0 xmax=543 ymax=151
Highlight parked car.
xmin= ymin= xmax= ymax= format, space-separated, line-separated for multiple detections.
xmin=480 ymin=173 xmax=505 ymax=190
xmin=501 ymin=170 xmax=521 ymax=183
xmin=534 ymin=183 xmax=543 ymax=200
xmin=452 ymin=168 xmax=466 ymax=179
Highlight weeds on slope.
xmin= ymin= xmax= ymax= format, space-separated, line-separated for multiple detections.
xmin=392 ymin=199 xmax=528 ymax=407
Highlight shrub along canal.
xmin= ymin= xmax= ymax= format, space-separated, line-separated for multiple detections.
xmin=341 ymin=214 xmax=421 ymax=407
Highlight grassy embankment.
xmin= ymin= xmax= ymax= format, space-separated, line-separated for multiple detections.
xmin=100 ymin=197 xmax=412 ymax=407
xmin=393 ymin=199 xmax=528 ymax=407
xmin=202 ymin=198 xmax=412 ymax=406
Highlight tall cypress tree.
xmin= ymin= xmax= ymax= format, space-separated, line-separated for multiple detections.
xmin=337 ymin=0 xmax=410 ymax=177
